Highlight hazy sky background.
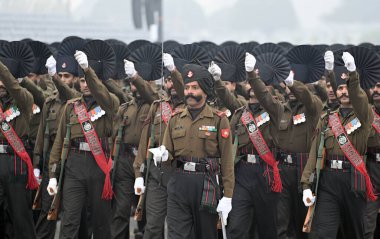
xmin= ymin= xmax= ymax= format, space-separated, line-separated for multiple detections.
xmin=0 ymin=0 xmax=379 ymax=45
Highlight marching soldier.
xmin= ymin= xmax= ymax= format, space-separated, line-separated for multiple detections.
xmin=162 ymin=64 xmax=234 ymax=239
xmin=365 ymin=81 xmax=380 ymax=239
xmin=301 ymin=52 xmax=376 ymax=239
xmin=0 ymin=41 xmax=38 ymax=239
xmin=47 ymin=48 xmax=119 ymax=239
xmin=132 ymin=52 xmax=185 ymax=239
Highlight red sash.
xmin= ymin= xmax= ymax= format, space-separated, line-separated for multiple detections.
xmin=240 ymin=110 xmax=282 ymax=192
xmin=74 ymin=101 xmax=113 ymax=200
xmin=329 ymin=112 xmax=377 ymax=201
xmin=160 ymin=101 xmax=173 ymax=125
xmin=372 ymin=108 xmax=380 ymax=134
xmin=0 ymin=107 xmax=38 ymax=190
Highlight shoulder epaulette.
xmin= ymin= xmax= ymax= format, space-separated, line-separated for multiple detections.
xmin=67 ymin=97 xmax=82 ymax=104
xmin=234 ymin=105 xmax=246 ymax=114
xmin=172 ymin=108 xmax=184 ymax=116
xmin=215 ymin=110 xmax=227 ymax=118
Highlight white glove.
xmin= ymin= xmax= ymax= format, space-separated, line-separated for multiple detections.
xmin=17 ymin=78 xmax=24 ymax=83
xmin=284 ymin=71 xmax=294 ymax=87
xmin=245 ymin=53 xmax=256 ymax=72
xmin=342 ymin=52 xmax=356 ymax=72
xmin=34 ymin=168 xmax=41 ymax=185
xmin=148 ymin=145 xmax=169 ymax=166
xmin=47 ymin=178 xmax=58 ymax=196
xmin=134 ymin=177 xmax=145 ymax=195
xmin=208 ymin=62 xmax=222 ymax=81
xmin=45 ymin=55 xmax=57 ymax=76
xmin=74 ymin=51 xmax=88 ymax=69
xmin=163 ymin=53 xmax=175 ymax=72
xmin=302 ymin=189 xmax=316 ymax=207
xmin=324 ymin=51 xmax=334 ymax=71
xmin=124 ymin=59 xmax=137 ymax=78
xmin=216 ymin=197 xmax=232 ymax=226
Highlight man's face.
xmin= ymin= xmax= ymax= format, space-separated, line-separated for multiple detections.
xmin=336 ymin=84 xmax=350 ymax=105
xmin=326 ymin=82 xmax=336 ymax=101
xmin=223 ymin=81 xmax=236 ymax=93
xmin=0 ymin=81 xmax=7 ymax=98
xmin=184 ymin=81 xmax=206 ymax=108
xmin=58 ymin=72 xmax=75 ymax=87
xmin=27 ymin=73 xmax=41 ymax=84
xmin=372 ymin=82 xmax=380 ymax=102
xmin=164 ymin=78 xmax=177 ymax=96
xmin=79 ymin=78 xmax=91 ymax=96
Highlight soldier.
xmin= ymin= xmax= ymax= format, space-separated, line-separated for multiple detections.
xmin=0 ymin=41 xmax=38 ymax=239
xmin=224 ymin=52 xmax=285 ymax=239
xmin=301 ymin=51 xmax=376 ymax=239
xmin=110 ymin=43 xmax=159 ymax=239
xmin=33 ymin=52 xmax=82 ymax=239
xmin=47 ymin=46 xmax=119 ymax=238
xmin=365 ymin=81 xmax=380 ymax=238
xmin=324 ymin=50 xmax=340 ymax=111
xmin=132 ymin=52 xmax=185 ymax=239
xmin=277 ymin=45 xmax=324 ymax=239
xmin=162 ymin=64 xmax=234 ymax=239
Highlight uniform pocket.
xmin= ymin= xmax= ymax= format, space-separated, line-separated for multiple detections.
xmin=172 ymin=129 xmax=186 ymax=150
xmin=69 ymin=116 xmax=83 ymax=138
xmin=324 ymin=129 xmax=335 ymax=149
xmin=198 ymin=131 xmax=218 ymax=156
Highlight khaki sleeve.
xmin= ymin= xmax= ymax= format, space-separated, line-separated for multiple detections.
xmin=248 ymin=72 xmax=284 ymax=128
xmin=84 ymin=67 xmax=120 ymax=114
xmin=301 ymin=120 xmax=322 ymax=190
xmin=48 ymin=103 xmax=69 ymax=178
xmin=289 ymin=80 xmax=323 ymax=119
xmin=0 ymin=62 xmax=33 ymax=115
xmin=218 ymin=116 xmax=235 ymax=198
xmin=20 ymin=78 xmax=46 ymax=109
xmin=162 ymin=118 xmax=175 ymax=161
xmin=170 ymin=69 xmax=185 ymax=100
xmin=214 ymin=80 xmax=246 ymax=113
xmin=52 ymin=75 xmax=78 ymax=101
xmin=40 ymin=75 xmax=57 ymax=96
xmin=104 ymin=79 xmax=129 ymax=104
xmin=133 ymin=104 xmax=157 ymax=178
xmin=326 ymin=70 xmax=338 ymax=98
xmin=347 ymin=71 xmax=374 ymax=126
xmin=131 ymin=74 xmax=159 ymax=104
xmin=33 ymin=102 xmax=48 ymax=167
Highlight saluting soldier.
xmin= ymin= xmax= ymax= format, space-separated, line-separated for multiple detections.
xmin=162 ymin=64 xmax=234 ymax=239
xmin=301 ymin=51 xmax=376 ymax=239
xmin=0 ymin=41 xmax=38 ymax=239
xmin=132 ymin=52 xmax=185 ymax=239
xmin=47 ymin=41 xmax=120 ymax=239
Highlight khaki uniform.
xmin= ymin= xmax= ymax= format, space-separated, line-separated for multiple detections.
xmin=301 ymin=71 xmax=373 ymax=239
xmin=214 ymin=80 xmax=247 ymax=116
xmin=163 ymin=104 xmax=234 ymax=239
xmin=227 ymin=72 xmax=283 ymax=239
xmin=276 ymin=80 xmax=323 ymax=239
xmin=0 ymin=62 xmax=36 ymax=239
xmin=110 ymin=74 xmax=158 ymax=239
xmin=49 ymin=67 xmax=119 ymax=239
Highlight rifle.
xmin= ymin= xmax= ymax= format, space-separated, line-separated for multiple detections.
xmin=303 ymin=115 xmax=329 ymax=232
xmin=134 ymin=123 xmax=155 ymax=221
xmin=111 ymin=125 xmax=124 ymax=186
xmin=47 ymin=123 xmax=71 ymax=221
xmin=33 ymin=122 xmax=50 ymax=210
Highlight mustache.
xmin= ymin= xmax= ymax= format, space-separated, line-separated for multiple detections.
xmin=184 ymin=94 xmax=202 ymax=102
xmin=339 ymin=93 xmax=348 ymax=99
xmin=373 ymin=93 xmax=380 ymax=98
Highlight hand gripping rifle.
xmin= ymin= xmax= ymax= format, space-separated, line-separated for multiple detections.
xmin=303 ymin=115 xmax=329 ymax=232
xmin=47 ymin=123 xmax=71 ymax=220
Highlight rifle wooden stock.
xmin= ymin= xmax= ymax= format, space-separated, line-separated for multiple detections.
xmin=134 ymin=195 xmax=144 ymax=221
xmin=47 ymin=193 xmax=60 ymax=221
xmin=303 ymin=204 xmax=315 ymax=233
xmin=32 ymin=185 xmax=42 ymax=210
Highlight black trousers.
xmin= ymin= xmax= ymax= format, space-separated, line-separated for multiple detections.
xmin=365 ymin=160 xmax=380 ymax=239
xmin=167 ymin=171 xmax=218 ymax=239
xmin=314 ymin=169 xmax=366 ymax=239
xmin=111 ymin=154 xmax=135 ymax=239
xmin=0 ymin=153 xmax=36 ymax=239
xmin=277 ymin=164 xmax=308 ymax=239
xmin=60 ymin=150 xmax=111 ymax=239
xmin=227 ymin=160 xmax=279 ymax=239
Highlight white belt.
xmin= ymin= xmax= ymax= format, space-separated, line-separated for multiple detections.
xmin=330 ymin=160 xmax=343 ymax=170
xmin=0 ymin=145 xmax=8 ymax=154
xmin=79 ymin=142 xmax=91 ymax=152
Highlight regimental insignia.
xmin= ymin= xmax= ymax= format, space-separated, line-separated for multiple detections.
xmin=221 ymin=128 xmax=230 ymax=138
xmin=187 ymin=71 xmax=193 ymax=78
xmin=337 ymin=134 xmax=347 ymax=146
xmin=89 ymin=106 xmax=105 ymax=122
xmin=256 ymin=112 xmax=270 ymax=127
xmin=4 ymin=106 xmax=20 ymax=122
xmin=1 ymin=122 xmax=10 ymax=132
xmin=62 ymin=62 xmax=66 ymax=68
xmin=344 ymin=117 xmax=361 ymax=135
xmin=82 ymin=121 xmax=92 ymax=132
xmin=293 ymin=113 xmax=306 ymax=125
xmin=248 ymin=122 xmax=256 ymax=133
